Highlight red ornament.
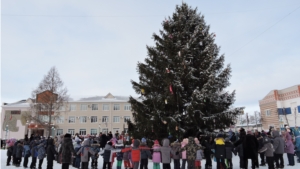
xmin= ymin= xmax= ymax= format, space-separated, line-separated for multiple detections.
xmin=166 ymin=68 xmax=170 ymax=73
xmin=169 ymin=85 xmax=174 ymax=94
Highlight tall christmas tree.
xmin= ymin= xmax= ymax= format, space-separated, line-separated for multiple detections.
xmin=127 ymin=3 xmax=244 ymax=141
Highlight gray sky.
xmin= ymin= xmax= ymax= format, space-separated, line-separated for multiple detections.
xmin=1 ymin=0 xmax=300 ymax=115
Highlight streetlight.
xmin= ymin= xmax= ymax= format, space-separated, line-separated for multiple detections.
xmin=5 ymin=125 xmax=9 ymax=140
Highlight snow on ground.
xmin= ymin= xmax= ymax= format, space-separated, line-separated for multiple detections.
xmin=1 ymin=149 xmax=299 ymax=169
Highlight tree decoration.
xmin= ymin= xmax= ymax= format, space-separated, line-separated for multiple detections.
xmin=176 ymin=126 xmax=178 ymax=131
xmin=165 ymin=99 xmax=168 ymax=104
xmin=166 ymin=68 xmax=170 ymax=73
xmin=178 ymin=51 xmax=181 ymax=57
xmin=169 ymin=85 xmax=174 ymax=94
xmin=141 ymin=88 xmax=145 ymax=95
xmin=200 ymin=41 xmax=203 ymax=46
xmin=169 ymin=34 xmax=173 ymax=39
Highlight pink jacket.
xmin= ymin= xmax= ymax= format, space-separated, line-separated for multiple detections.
xmin=181 ymin=139 xmax=188 ymax=159
xmin=284 ymin=133 xmax=295 ymax=154
xmin=152 ymin=144 xmax=161 ymax=163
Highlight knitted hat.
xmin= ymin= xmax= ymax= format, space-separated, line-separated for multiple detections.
xmin=141 ymin=137 xmax=146 ymax=143
xmin=154 ymin=140 xmax=159 ymax=145
xmin=64 ymin=133 xmax=72 ymax=138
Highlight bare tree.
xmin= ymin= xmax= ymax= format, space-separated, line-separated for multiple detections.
xmin=24 ymin=67 xmax=69 ymax=137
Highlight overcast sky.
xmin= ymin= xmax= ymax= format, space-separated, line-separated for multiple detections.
xmin=1 ymin=0 xmax=300 ymax=115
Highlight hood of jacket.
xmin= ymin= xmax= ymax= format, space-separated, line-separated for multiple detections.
xmin=103 ymin=144 xmax=113 ymax=150
xmin=162 ymin=138 xmax=170 ymax=147
xmin=272 ymin=130 xmax=280 ymax=138
xmin=286 ymin=133 xmax=292 ymax=141
xmin=215 ymin=138 xmax=225 ymax=145
xmin=133 ymin=139 xmax=140 ymax=148
xmin=82 ymin=139 xmax=90 ymax=146
xmin=263 ymin=137 xmax=271 ymax=144
xmin=188 ymin=137 xmax=195 ymax=144
xmin=171 ymin=142 xmax=181 ymax=148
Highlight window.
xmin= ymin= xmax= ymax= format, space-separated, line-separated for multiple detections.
xmin=113 ymin=104 xmax=120 ymax=110
xmin=81 ymin=104 xmax=88 ymax=111
xmin=103 ymin=104 xmax=109 ymax=111
xmin=91 ymin=116 xmax=97 ymax=123
xmin=102 ymin=116 xmax=109 ymax=122
xmin=124 ymin=104 xmax=131 ymax=111
xmin=102 ymin=128 xmax=108 ymax=134
xmin=80 ymin=116 xmax=87 ymax=123
xmin=279 ymin=115 xmax=284 ymax=122
xmin=39 ymin=115 xmax=49 ymax=122
xmin=68 ymin=129 xmax=75 ymax=135
xmin=90 ymin=129 xmax=97 ymax=135
xmin=124 ymin=116 xmax=131 ymax=122
xmin=69 ymin=116 xmax=75 ymax=123
xmin=79 ymin=129 xmax=86 ymax=135
xmin=56 ymin=129 xmax=63 ymax=136
xmin=70 ymin=104 xmax=76 ymax=111
xmin=56 ymin=116 xmax=64 ymax=124
xmin=92 ymin=104 xmax=98 ymax=111
xmin=265 ymin=110 xmax=271 ymax=116
xmin=59 ymin=106 xmax=65 ymax=111
xmin=113 ymin=116 xmax=120 ymax=123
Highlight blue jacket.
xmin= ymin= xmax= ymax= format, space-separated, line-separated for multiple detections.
xmin=295 ymin=136 xmax=300 ymax=151
xmin=23 ymin=145 xmax=31 ymax=157
xmin=37 ymin=142 xmax=46 ymax=159
xmin=293 ymin=128 xmax=300 ymax=137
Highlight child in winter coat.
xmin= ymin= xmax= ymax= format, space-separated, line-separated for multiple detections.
xmin=153 ymin=138 xmax=172 ymax=169
xmin=100 ymin=141 xmax=121 ymax=169
xmin=23 ymin=140 xmax=31 ymax=168
xmin=6 ymin=138 xmax=16 ymax=166
xmin=181 ymin=138 xmax=188 ymax=169
xmin=202 ymin=136 xmax=213 ymax=169
xmin=284 ymin=133 xmax=295 ymax=166
xmin=46 ymin=138 xmax=58 ymax=169
xmin=115 ymin=140 xmax=125 ymax=169
xmin=37 ymin=140 xmax=47 ymax=169
xmin=194 ymin=138 xmax=203 ymax=169
xmin=179 ymin=137 xmax=203 ymax=169
xmin=77 ymin=139 xmax=96 ymax=169
xmin=171 ymin=140 xmax=181 ymax=169
xmin=91 ymin=141 xmax=101 ymax=169
xmin=30 ymin=139 xmax=39 ymax=169
xmin=12 ymin=140 xmax=20 ymax=165
xmin=123 ymin=144 xmax=132 ymax=169
xmin=15 ymin=140 xmax=24 ymax=167
xmin=139 ymin=138 xmax=152 ymax=169
xmin=224 ymin=138 xmax=234 ymax=169
xmin=152 ymin=140 xmax=161 ymax=169
xmin=258 ymin=137 xmax=275 ymax=169
xmin=212 ymin=134 xmax=225 ymax=169
xmin=73 ymin=141 xmax=82 ymax=169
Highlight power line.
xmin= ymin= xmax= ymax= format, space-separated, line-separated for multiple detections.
xmin=229 ymin=5 xmax=300 ymax=57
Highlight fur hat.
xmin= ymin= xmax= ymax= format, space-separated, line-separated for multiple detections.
xmin=64 ymin=133 xmax=71 ymax=138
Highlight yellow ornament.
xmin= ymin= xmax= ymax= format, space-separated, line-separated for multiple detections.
xmin=141 ymin=89 xmax=145 ymax=95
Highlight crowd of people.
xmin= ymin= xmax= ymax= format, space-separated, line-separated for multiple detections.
xmin=4 ymin=126 xmax=300 ymax=169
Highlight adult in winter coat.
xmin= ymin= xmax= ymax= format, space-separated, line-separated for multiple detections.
xmin=293 ymin=126 xmax=300 ymax=137
xmin=179 ymin=137 xmax=203 ymax=169
xmin=59 ymin=133 xmax=77 ymax=169
xmin=139 ymin=138 xmax=152 ymax=169
xmin=91 ymin=141 xmax=101 ymax=169
xmin=47 ymin=138 xmax=58 ymax=169
xmin=272 ymin=130 xmax=285 ymax=168
xmin=77 ymin=139 xmax=96 ymax=169
xmin=15 ymin=140 xmax=24 ymax=167
xmin=258 ymin=137 xmax=275 ymax=169
xmin=100 ymin=134 xmax=108 ymax=150
xmin=234 ymin=143 xmax=244 ymax=169
xmin=234 ymin=128 xmax=259 ymax=169
xmin=295 ymin=136 xmax=300 ymax=163
xmin=171 ymin=141 xmax=181 ymax=169
xmin=284 ymin=133 xmax=295 ymax=166
xmin=37 ymin=140 xmax=47 ymax=169
xmin=152 ymin=140 xmax=161 ymax=169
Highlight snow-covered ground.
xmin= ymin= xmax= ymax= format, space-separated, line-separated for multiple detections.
xmin=1 ymin=149 xmax=299 ymax=169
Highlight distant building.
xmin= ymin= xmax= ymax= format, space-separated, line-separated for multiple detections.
xmin=1 ymin=93 xmax=134 ymax=139
xmin=259 ymin=84 xmax=300 ymax=130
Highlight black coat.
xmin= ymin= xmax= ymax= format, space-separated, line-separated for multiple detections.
xmin=16 ymin=143 xmax=24 ymax=158
xmin=59 ymin=137 xmax=76 ymax=164
xmin=47 ymin=139 xmax=58 ymax=161
xmin=12 ymin=141 xmax=19 ymax=156
xmin=235 ymin=134 xmax=259 ymax=159
xmin=7 ymin=146 xmax=13 ymax=156
xmin=100 ymin=134 xmax=108 ymax=148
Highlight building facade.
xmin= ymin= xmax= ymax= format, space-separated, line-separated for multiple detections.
xmin=1 ymin=93 xmax=134 ymax=139
xmin=259 ymin=84 xmax=300 ymax=130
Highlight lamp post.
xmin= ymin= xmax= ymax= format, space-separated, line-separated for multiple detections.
xmin=5 ymin=125 xmax=9 ymax=140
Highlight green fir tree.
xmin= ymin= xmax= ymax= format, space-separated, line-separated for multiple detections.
xmin=127 ymin=3 xmax=244 ymax=141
